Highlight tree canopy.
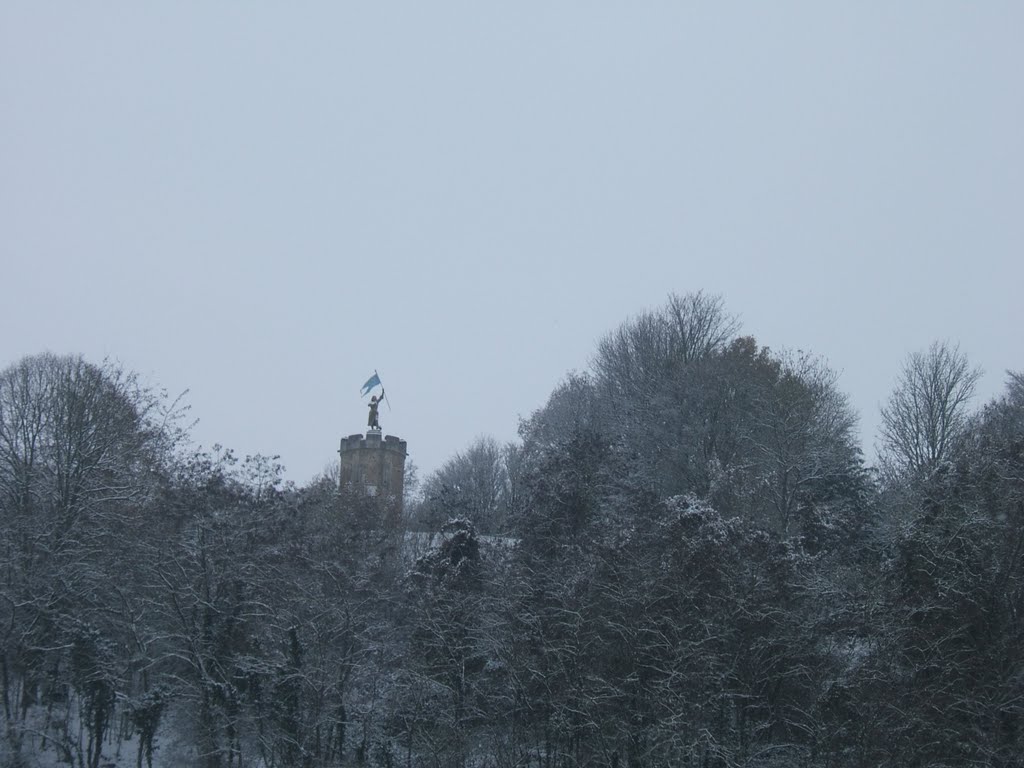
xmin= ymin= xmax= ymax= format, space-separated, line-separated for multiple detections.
xmin=2 ymin=298 xmax=1020 ymax=768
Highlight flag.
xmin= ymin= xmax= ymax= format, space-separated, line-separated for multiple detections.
xmin=360 ymin=373 xmax=381 ymax=396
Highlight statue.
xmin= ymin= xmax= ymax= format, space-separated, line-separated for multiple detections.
xmin=360 ymin=372 xmax=387 ymax=430
xmin=368 ymin=391 xmax=384 ymax=430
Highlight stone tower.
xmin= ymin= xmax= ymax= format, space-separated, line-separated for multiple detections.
xmin=338 ymin=429 xmax=407 ymax=504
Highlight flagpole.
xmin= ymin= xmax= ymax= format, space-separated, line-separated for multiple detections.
xmin=376 ymin=369 xmax=392 ymax=411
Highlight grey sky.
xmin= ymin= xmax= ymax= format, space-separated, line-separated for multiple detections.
xmin=2 ymin=4 xmax=1021 ymax=484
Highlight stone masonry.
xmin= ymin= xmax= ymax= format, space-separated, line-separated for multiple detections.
xmin=338 ymin=429 xmax=407 ymax=503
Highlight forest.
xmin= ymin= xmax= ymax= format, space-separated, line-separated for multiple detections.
xmin=1 ymin=293 xmax=1022 ymax=768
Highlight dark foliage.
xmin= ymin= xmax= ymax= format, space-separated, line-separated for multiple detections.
xmin=2 ymin=302 xmax=1020 ymax=768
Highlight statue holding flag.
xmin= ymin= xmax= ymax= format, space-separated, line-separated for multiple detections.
xmin=368 ymin=392 xmax=385 ymax=429
xmin=361 ymin=372 xmax=388 ymax=431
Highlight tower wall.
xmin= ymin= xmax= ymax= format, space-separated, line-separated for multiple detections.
xmin=339 ymin=430 xmax=407 ymax=502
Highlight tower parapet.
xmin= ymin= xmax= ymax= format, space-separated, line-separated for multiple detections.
xmin=339 ymin=430 xmax=408 ymax=501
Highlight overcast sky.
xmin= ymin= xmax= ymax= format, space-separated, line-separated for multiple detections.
xmin=2 ymin=3 xmax=1021 ymax=485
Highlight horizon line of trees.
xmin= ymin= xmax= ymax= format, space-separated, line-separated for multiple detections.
xmin=2 ymin=292 xmax=1021 ymax=768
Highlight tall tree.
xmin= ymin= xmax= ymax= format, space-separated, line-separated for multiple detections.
xmin=743 ymin=350 xmax=863 ymax=540
xmin=417 ymin=436 xmax=519 ymax=534
xmin=591 ymin=291 xmax=740 ymax=399
xmin=879 ymin=341 xmax=982 ymax=479
xmin=0 ymin=353 xmax=176 ymax=767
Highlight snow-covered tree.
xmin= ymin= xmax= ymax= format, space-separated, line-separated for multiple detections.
xmin=879 ymin=341 xmax=982 ymax=479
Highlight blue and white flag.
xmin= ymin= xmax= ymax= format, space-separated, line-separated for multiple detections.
xmin=360 ymin=373 xmax=382 ymax=396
